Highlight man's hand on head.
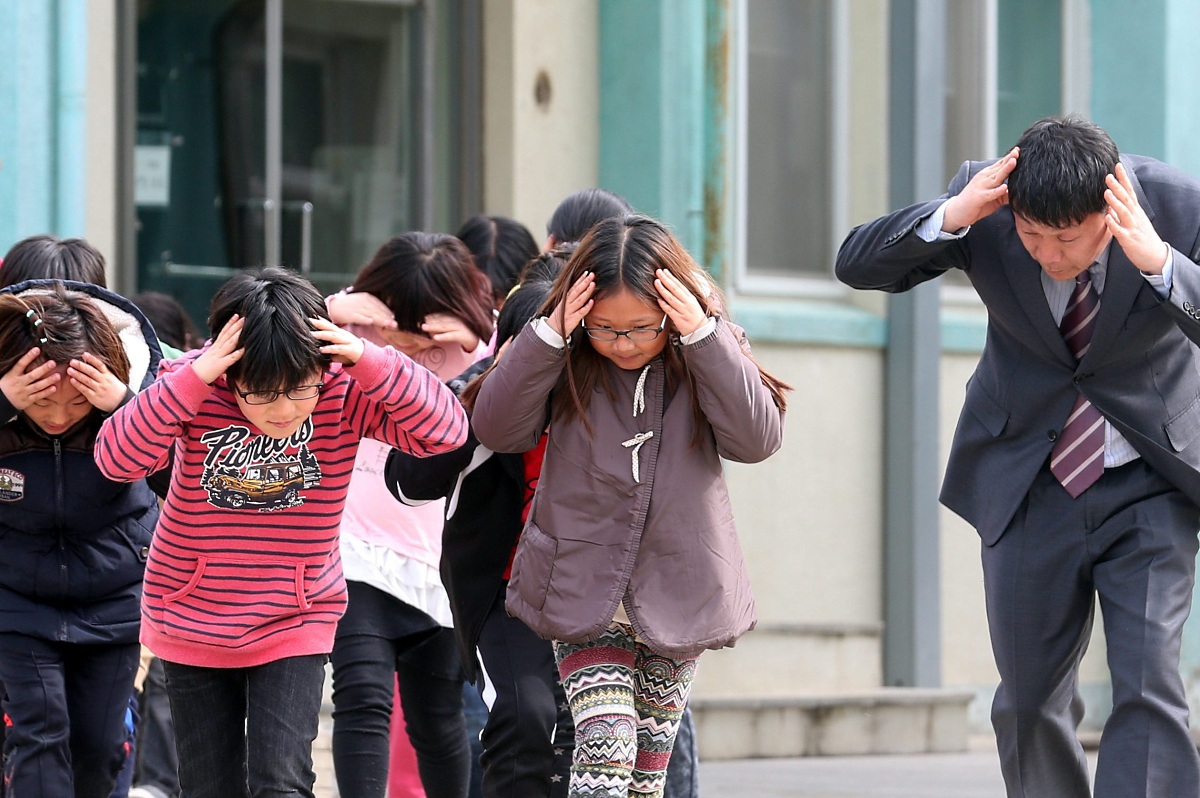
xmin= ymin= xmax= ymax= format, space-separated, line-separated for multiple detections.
xmin=1104 ymin=162 xmax=1169 ymax=275
xmin=942 ymin=147 xmax=1019 ymax=233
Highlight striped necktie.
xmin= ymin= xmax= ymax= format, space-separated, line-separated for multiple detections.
xmin=1049 ymin=270 xmax=1104 ymax=497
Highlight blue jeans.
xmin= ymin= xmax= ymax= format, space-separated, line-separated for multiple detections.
xmin=462 ymin=682 xmax=487 ymax=798
xmin=161 ymin=654 xmax=326 ymax=798
xmin=110 ymin=691 xmax=138 ymax=798
xmin=0 ymin=634 xmax=139 ymax=798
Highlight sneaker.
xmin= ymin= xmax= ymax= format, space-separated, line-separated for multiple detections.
xmin=128 ymin=787 xmax=171 ymax=798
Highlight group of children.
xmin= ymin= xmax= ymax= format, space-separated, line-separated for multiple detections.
xmin=0 ymin=190 xmax=788 ymax=798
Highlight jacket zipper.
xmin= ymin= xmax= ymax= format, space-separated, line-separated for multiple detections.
xmin=54 ymin=437 xmax=68 ymax=639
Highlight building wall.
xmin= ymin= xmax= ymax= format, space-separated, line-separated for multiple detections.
xmin=84 ymin=0 xmax=119 ymax=274
xmin=726 ymin=343 xmax=884 ymax=628
xmin=0 ymin=2 xmax=62 ymax=246
xmin=0 ymin=1 xmax=120 ymax=278
xmin=483 ymin=0 xmax=600 ymax=244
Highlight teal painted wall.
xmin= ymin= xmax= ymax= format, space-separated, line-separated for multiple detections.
xmin=996 ymin=0 xmax=1062 ymax=149
xmin=0 ymin=1 xmax=89 ymax=250
xmin=701 ymin=0 xmax=732 ymax=282
xmin=55 ymin=0 xmax=88 ymax=236
xmin=1090 ymin=0 xmax=1166 ymax=159
xmin=1164 ymin=0 xmax=1200 ymax=179
xmin=598 ymin=2 xmax=663 ymax=219
xmin=598 ymin=0 xmax=708 ymax=268
xmin=0 ymin=2 xmax=56 ymax=247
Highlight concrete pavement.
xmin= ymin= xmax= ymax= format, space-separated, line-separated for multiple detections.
xmin=697 ymin=737 xmax=1098 ymax=797
xmin=313 ymin=732 xmax=1098 ymax=797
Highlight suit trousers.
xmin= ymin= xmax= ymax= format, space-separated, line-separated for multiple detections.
xmin=982 ymin=458 xmax=1200 ymax=798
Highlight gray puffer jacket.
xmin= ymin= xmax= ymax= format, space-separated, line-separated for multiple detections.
xmin=472 ymin=317 xmax=784 ymax=658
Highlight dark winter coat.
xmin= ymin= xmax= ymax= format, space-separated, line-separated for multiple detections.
xmin=0 ymin=280 xmax=162 ymax=644
xmin=385 ymin=357 xmax=526 ymax=683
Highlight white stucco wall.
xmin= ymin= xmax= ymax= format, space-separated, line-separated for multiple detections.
xmin=483 ymin=0 xmax=599 ymax=241
xmin=84 ymin=1 xmax=119 ymax=276
xmin=726 ymin=343 xmax=883 ymax=627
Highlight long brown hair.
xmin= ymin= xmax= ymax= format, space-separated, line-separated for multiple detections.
xmin=0 ymin=286 xmax=130 ymax=386
xmin=543 ymin=215 xmax=789 ymax=438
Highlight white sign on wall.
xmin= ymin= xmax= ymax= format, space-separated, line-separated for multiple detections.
xmin=135 ymin=145 xmax=172 ymax=207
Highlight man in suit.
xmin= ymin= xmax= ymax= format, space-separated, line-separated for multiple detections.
xmin=836 ymin=115 xmax=1200 ymax=797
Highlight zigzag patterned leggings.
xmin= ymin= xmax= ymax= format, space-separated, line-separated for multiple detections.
xmin=554 ymin=622 xmax=699 ymax=798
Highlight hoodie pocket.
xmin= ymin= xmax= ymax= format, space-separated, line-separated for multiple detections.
xmin=159 ymin=555 xmax=313 ymax=647
xmin=510 ymin=521 xmax=557 ymax=612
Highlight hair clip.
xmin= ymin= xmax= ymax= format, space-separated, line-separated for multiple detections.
xmin=25 ymin=307 xmax=47 ymax=344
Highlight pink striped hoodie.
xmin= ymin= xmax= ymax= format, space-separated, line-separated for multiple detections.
xmin=95 ymin=340 xmax=467 ymax=668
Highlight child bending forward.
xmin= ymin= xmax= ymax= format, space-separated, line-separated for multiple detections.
xmin=96 ymin=267 xmax=467 ymax=798
xmin=472 ymin=215 xmax=789 ymax=798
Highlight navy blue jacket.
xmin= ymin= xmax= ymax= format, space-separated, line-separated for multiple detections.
xmin=0 ymin=280 xmax=162 ymax=644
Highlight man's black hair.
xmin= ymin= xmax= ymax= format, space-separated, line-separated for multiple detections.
xmin=1007 ymin=115 xmax=1119 ymax=228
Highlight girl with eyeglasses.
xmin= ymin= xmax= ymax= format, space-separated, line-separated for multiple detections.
xmin=0 ymin=267 xmax=163 ymax=797
xmin=471 ymin=215 xmax=791 ymax=798
xmin=95 ymin=266 xmax=468 ymax=798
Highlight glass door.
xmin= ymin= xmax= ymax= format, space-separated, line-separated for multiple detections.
xmin=133 ymin=0 xmax=473 ymax=334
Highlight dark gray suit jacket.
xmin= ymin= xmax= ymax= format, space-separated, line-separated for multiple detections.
xmin=836 ymin=155 xmax=1200 ymax=544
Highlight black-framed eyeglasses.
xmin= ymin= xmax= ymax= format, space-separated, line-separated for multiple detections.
xmin=235 ymin=384 xmax=323 ymax=405
xmin=580 ymin=315 xmax=667 ymax=342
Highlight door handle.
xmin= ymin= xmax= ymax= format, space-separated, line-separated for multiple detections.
xmin=281 ymin=201 xmax=314 ymax=275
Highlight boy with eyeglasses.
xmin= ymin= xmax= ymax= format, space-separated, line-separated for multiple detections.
xmin=95 ymin=266 xmax=468 ymax=798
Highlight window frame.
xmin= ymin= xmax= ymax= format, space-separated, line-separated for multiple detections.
xmin=732 ymin=0 xmax=850 ymax=299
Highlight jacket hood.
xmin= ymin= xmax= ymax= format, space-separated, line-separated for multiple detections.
xmin=0 ymin=279 xmax=163 ymax=393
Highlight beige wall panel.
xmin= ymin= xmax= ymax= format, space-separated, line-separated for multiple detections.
xmin=726 ymin=344 xmax=884 ymax=626
xmin=484 ymin=0 xmax=599 ymax=240
xmin=84 ymin=1 xmax=119 ymax=273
